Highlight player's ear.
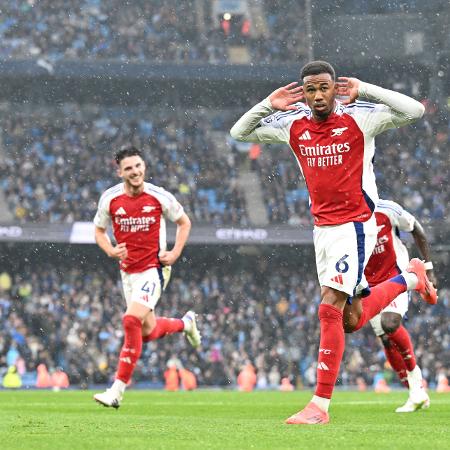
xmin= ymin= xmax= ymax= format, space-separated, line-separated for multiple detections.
xmin=116 ymin=167 xmax=122 ymax=178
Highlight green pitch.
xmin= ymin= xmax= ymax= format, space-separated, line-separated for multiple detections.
xmin=1 ymin=390 xmax=449 ymax=450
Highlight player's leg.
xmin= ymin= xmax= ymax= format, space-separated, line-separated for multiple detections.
xmin=370 ymin=313 xmax=409 ymax=388
xmin=371 ymin=296 xmax=429 ymax=412
xmin=286 ymin=223 xmax=355 ymax=425
xmin=141 ymin=266 xmax=201 ymax=347
xmin=94 ymin=268 xmax=160 ymax=408
xmin=94 ymin=301 xmax=150 ymax=408
xmin=142 ymin=312 xmax=201 ymax=348
xmin=380 ymin=296 xmax=429 ymax=411
xmin=344 ymin=260 xmax=437 ymax=333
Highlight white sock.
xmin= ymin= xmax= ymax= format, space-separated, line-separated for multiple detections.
xmin=312 ymin=395 xmax=330 ymax=412
xmin=181 ymin=316 xmax=190 ymax=332
xmin=111 ymin=379 xmax=127 ymax=395
xmin=407 ymin=365 xmax=424 ymax=392
xmin=402 ymin=272 xmax=418 ymax=290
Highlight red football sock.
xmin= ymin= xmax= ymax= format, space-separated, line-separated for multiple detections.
xmin=116 ymin=315 xmax=143 ymax=383
xmin=354 ymin=276 xmax=407 ymax=331
xmin=388 ymin=325 xmax=417 ymax=372
xmin=315 ymin=304 xmax=345 ymax=399
xmin=142 ymin=317 xmax=184 ymax=342
xmin=383 ymin=340 xmax=409 ymax=388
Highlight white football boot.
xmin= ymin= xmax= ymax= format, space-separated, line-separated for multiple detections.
xmin=182 ymin=311 xmax=202 ymax=348
xmin=396 ymin=365 xmax=430 ymax=413
xmin=94 ymin=388 xmax=122 ymax=409
xmin=395 ymin=392 xmax=430 ymax=413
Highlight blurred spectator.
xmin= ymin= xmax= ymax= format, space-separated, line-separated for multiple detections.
xmin=51 ymin=367 xmax=70 ymax=390
xmin=237 ymin=362 xmax=257 ymax=392
xmin=36 ymin=363 xmax=51 ymax=388
xmin=2 ymin=365 xmax=22 ymax=388
xmin=179 ymin=368 xmax=197 ymax=391
xmin=164 ymin=360 xmax=180 ymax=391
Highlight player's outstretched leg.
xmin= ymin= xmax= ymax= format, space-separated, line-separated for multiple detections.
xmin=142 ymin=312 xmax=201 ymax=348
xmin=142 ymin=317 xmax=184 ymax=341
xmin=351 ymin=259 xmax=437 ymax=332
xmin=406 ymin=258 xmax=437 ymax=305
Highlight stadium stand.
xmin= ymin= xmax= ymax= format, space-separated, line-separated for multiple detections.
xmin=0 ymin=0 xmax=308 ymax=64
xmin=0 ymin=255 xmax=448 ymax=388
xmin=0 ymin=0 xmax=447 ymax=394
xmin=0 ymin=109 xmax=248 ymax=225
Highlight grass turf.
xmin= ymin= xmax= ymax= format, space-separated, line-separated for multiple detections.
xmin=0 ymin=390 xmax=449 ymax=450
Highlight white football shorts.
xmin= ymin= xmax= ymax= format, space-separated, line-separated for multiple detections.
xmin=369 ymin=291 xmax=410 ymax=336
xmin=120 ymin=266 xmax=172 ymax=310
xmin=314 ymin=215 xmax=377 ymax=297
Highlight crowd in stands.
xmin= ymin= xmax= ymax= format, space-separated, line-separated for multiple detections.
xmin=0 ymin=0 xmax=307 ymax=64
xmin=0 ymin=109 xmax=248 ymax=225
xmin=0 ymin=253 xmax=448 ymax=389
xmin=1 ymin=98 xmax=448 ymax=227
xmin=253 ymin=100 xmax=449 ymax=226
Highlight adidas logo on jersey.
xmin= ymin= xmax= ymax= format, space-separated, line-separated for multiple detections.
xmin=331 ymin=274 xmax=343 ymax=285
xmin=115 ymin=207 xmax=127 ymax=215
xmin=331 ymin=127 xmax=348 ymax=136
xmin=298 ymin=130 xmax=312 ymax=140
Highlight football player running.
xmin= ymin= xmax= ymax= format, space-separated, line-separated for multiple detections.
xmin=93 ymin=147 xmax=201 ymax=408
xmin=366 ymin=199 xmax=437 ymax=413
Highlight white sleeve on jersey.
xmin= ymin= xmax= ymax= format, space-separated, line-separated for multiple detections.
xmin=352 ymin=82 xmax=425 ymax=137
xmin=93 ymin=193 xmax=112 ymax=229
xmin=230 ymin=98 xmax=291 ymax=144
xmin=378 ymin=199 xmax=416 ymax=232
xmin=145 ymin=184 xmax=184 ymax=222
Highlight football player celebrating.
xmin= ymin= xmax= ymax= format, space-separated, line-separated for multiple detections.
xmin=93 ymin=146 xmax=201 ymax=408
xmin=366 ymin=199 xmax=437 ymax=412
xmin=230 ymin=60 xmax=437 ymax=424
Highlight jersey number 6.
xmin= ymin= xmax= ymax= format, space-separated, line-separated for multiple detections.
xmin=335 ymin=254 xmax=350 ymax=273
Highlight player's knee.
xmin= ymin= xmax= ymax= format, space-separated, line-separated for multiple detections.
xmin=381 ymin=313 xmax=401 ymax=335
xmin=380 ymin=334 xmax=390 ymax=348
xmin=343 ymin=318 xmax=358 ymax=334
xmin=142 ymin=321 xmax=156 ymax=337
xmin=122 ymin=314 xmax=142 ymax=331
xmin=321 ymin=286 xmax=348 ymax=309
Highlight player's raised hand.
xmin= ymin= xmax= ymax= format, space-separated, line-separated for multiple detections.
xmin=336 ymin=77 xmax=361 ymax=104
xmin=158 ymin=249 xmax=180 ymax=266
xmin=268 ymin=82 xmax=304 ymax=111
xmin=109 ymin=242 xmax=128 ymax=260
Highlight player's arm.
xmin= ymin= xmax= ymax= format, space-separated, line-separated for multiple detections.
xmin=159 ymin=212 xmax=191 ymax=266
xmin=411 ymin=220 xmax=437 ymax=287
xmin=95 ymin=226 xmax=128 ymax=260
xmin=230 ymin=82 xmax=304 ymax=143
xmin=337 ymin=77 xmax=424 ymax=131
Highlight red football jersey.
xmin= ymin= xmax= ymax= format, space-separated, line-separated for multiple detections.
xmin=257 ymin=96 xmax=419 ymax=226
xmin=94 ymin=182 xmax=184 ymax=273
xmin=364 ymin=200 xmax=415 ymax=287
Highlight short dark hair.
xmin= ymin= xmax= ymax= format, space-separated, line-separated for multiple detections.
xmin=300 ymin=60 xmax=336 ymax=81
xmin=114 ymin=146 xmax=143 ymax=165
